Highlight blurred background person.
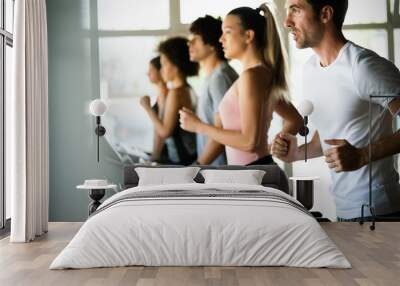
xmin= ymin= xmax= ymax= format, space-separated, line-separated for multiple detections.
xmin=141 ymin=37 xmax=199 ymax=165
xmin=140 ymin=56 xmax=169 ymax=163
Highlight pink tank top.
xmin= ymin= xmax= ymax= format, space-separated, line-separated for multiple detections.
xmin=218 ymin=64 xmax=272 ymax=165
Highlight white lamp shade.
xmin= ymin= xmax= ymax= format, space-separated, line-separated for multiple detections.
xmin=298 ymin=100 xmax=314 ymax=117
xmin=89 ymin=99 xmax=107 ymax=116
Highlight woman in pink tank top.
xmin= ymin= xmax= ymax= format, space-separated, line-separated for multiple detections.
xmin=180 ymin=4 xmax=303 ymax=165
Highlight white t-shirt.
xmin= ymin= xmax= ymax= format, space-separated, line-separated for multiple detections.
xmin=303 ymin=41 xmax=400 ymax=219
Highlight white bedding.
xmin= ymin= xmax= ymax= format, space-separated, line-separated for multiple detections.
xmin=50 ymin=183 xmax=351 ymax=269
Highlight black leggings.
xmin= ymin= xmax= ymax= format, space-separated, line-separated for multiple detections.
xmin=246 ymin=155 xmax=276 ymax=166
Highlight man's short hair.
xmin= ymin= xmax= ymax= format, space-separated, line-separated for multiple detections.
xmin=306 ymin=0 xmax=348 ymax=31
xmin=189 ymin=15 xmax=226 ymax=61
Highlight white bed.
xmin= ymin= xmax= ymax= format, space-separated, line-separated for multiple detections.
xmin=50 ymin=183 xmax=351 ymax=269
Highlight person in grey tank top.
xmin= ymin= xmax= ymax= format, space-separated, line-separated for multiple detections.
xmin=188 ymin=15 xmax=238 ymax=165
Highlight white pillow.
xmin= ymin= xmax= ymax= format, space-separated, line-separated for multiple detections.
xmin=200 ymin=169 xmax=266 ymax=185
xmin=135 ymin=167 xmax=201 ymax=186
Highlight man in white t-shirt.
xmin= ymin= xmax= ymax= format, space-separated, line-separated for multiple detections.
xmin=272 ymin=0 xmax=400 ymax=220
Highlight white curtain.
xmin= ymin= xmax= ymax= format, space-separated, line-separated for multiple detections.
xmin=9 ymin=0 xmax=49 ymax=242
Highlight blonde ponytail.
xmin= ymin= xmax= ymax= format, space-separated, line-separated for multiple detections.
xmin=259 ymin=3 xmax=289 ymax=102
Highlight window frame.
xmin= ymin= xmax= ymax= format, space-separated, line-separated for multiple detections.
xmin=341 ymin=0 xmax=399 ymax=65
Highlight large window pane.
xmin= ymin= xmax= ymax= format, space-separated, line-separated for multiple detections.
xmin=99 ymin=37 xmax=162 ymax=98
xmin=344 ymin=29 xmax=388 ymax=59
xmin=5 ymin=0 xmax=14 ymax=33
xmin=180 ymin=0 xmax=266 ymax=24
xmin=99 ymin=36 xmax=163 ymax=155
xmin=344 ymin=0 xmax=387 ymax=25
xmin=97 ymin=0 xmax=169 ymax=30
xmin=395 ymin=29 xmax=400 ymax=68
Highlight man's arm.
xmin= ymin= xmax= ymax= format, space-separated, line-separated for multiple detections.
xmin=324 ymin=98 xmax=400 ymax=172
xmin=365 ymin=98 xmax=400 ymax=162
xmin=196 ymin=113 xmax=225 ymax=165
xmin=271 ymin=131 xmax=323 ymax=162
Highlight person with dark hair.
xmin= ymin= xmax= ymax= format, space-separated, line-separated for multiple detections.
xmin=140 ymin=37 xmax=199 ymax=165
xmin=188 ymin=15 xmax=238 ymax=165
xmin=180 ymin=4 xmax=303 ymax=166
xmin=140 ymin=56 xmax=169 ymax=163
xmin=272 ymin=0 xmax=400 ymax=221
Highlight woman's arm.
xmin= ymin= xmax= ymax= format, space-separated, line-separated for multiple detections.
xmin=142 ymin=90 xmax=180 ymax=139
xmin=274 ymin=99 xmax=304 ymax=135
xmin=151 ymin=131 xmax=165 ymax=161
xmin=180 ymin=69 xmax=270 ymax=152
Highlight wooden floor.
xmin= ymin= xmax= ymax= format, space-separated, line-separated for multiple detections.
xmin=0 ymin=222 xmax=399 ymax=286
